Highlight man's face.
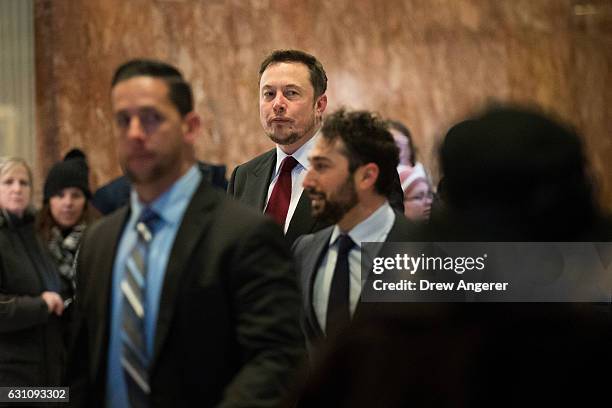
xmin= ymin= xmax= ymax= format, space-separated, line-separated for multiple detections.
xmin=303 ymin=138 xmax=358 ymax=224
xmin=111 ymin=76 xmax=190 ymax=185
xmin=259 ymin=62 xmax=325 ymax=150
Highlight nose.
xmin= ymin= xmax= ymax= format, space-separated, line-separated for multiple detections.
xmin=10 ymin=181 xmax=23 ymax=193
xmin=272 ymin=94 xmax=287 ymax=114
xmin=303 ymin=169 xmax=315 ymax=189
xmin=63 ymin=195 xmax=75 ymax=207
xmin=126 ymin=116 xmax=146 ymax=140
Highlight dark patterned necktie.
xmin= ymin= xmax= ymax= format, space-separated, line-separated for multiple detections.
xmin=265 ymin=156 xmax=298 ymax=227
xmin=326 ymin=234 xmax=355 ymax=336
xmin=121 ymin=207 xmax=160 ymax=408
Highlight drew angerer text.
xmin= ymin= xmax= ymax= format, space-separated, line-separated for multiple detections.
xmin=372 ymin=279 xmax=509 ymax=293
xmin=370 ymin=252 xmax=508 ymax=293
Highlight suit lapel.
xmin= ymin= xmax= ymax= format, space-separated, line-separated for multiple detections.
xmin=90 ymin=207 xmax=130 ymax=380
xmin=243 ymin=150 xmax=276 ymax=211
xmin=151 ymin=181 xmax=217 ymax=369
xmin=303 ymin=227 xmax=333 ymax=339
xmin=285 ymin=191 xmax=318 ymax=245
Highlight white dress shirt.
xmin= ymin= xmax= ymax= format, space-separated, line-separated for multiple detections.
xmin=265 ymin=132 xmax=319 ymax=233
xmin=313 ymin=202 xmax=395 ymax=332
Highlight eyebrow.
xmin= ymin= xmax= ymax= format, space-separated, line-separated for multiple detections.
xmin=261 ymin=83 xmax=303 ymax=90
xmin=308 ymin=155 xmax=332 ymax=163
xmin=114 ymin=106 xmax=160 ymax=114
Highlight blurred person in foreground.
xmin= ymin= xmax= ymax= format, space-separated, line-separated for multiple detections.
xmin=429 ymin=105 xmax=611 ymax=241
xmin=0 ymin=157 xmax=64 ymax=386
xmin=68 ymin=59 xmax=303 ymax=407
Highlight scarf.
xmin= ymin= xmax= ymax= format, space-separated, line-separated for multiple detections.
xmin=47 ymin=223 xmax=86 ymax=296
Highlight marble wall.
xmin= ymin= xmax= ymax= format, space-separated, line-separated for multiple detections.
xmin=34 ymin=0 xmax=612 ymax=210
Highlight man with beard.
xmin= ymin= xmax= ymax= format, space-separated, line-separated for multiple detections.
xmin=228 ymin=49 xmax=405 ymax=245
xmin=68 ymin=59 xmax=304 ymax=407
xmin=228 ymin=49 xmax=329 ymax=245
xmin=293 ymin=109 xmax=416 ymax=354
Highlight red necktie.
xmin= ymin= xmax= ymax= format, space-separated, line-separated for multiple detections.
xmin=265 ymin=156 xmax=298 ymax=227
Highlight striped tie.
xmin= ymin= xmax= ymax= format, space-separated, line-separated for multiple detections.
xmin=121 ymin=207 xmax=160 ymax=408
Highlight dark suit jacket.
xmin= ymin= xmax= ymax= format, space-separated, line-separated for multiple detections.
xmin=228 ymin=149 xmax=327 ymax=246
xmin=292 ymin=213 xmax=416 ymax=353
xmin=228 ymin=149 xmax=405 ymax=246
xmin=0 ymin=211 xmax=63 ymax=386
xmin=69 ymin=179 xmax=304 ymax=407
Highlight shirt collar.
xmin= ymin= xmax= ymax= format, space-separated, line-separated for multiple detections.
xmin=273 ymin=128 xmax=321 ymax=175
xmin=129 ymin=165 xmax=202 ymax=226
xmin=329 ymin=201 xmax=395 ymax=248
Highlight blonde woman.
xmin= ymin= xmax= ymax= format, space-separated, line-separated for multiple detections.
xmin=0 ymin=157 xmax=64 ymax=385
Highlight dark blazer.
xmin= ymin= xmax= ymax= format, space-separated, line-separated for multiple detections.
xmin=69 ymin=180 xmax=304 ymax=407
xmin=228 ymin=149 xmax=327 ymax=246
xmin=92 ymin=162 xmax=228 ymax=215
xmin=228 ymin=149 xmax=405 ymax=246
xmin=0 ymin=211 xmax=63 ymax=386
xmin=292 ymin=213 xmax=416 ymax=353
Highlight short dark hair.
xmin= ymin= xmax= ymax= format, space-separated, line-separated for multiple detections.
xmin=322 ymin=109 xmax=399 ymax=197
xmin=259 ymin=49 xmax=327 ymax=99
xmin=388 ymin=119 xmax=416 ymax=166
xmin=111 ymin=59 xmax=194 ymax=116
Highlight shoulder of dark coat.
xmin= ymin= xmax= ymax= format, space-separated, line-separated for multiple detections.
xmin=292 ymin=224 xmax=333 ymax=256
xmin=234 ymin=148 xmax=276 ymax=172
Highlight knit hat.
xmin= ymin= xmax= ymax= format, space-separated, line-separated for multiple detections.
xmin=44 ymin=149 xmax=91 ymax=202
xmin=399 ymin=162 xmax=428 ymax=192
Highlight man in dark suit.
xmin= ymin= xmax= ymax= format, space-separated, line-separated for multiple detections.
xmin=227 ymin=49 xmax=329 ymax=245
xmin=292 ymin=109 xmax=416 ymax=354
xmin=228 ymin=50 xmax=405 ymax=245
xmin=69 ymin=59 xmax=303 ymax=407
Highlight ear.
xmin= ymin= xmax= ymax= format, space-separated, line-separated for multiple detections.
xmin=315 ymin=94 xmax=327 ymax=117
xmin=355 ymin=162 xmax=379 ymax=192
xmin=182 ymin=112 xmax=201 ymax=145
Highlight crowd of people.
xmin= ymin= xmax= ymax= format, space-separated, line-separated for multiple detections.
xmin=0 ymin=151 xmax=101 ymax=387
xmin=0 ymin=49 xmax=610 ymax=407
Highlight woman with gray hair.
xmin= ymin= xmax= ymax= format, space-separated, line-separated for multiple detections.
xmin=0 ymin=157 xmax=64 ymax=386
